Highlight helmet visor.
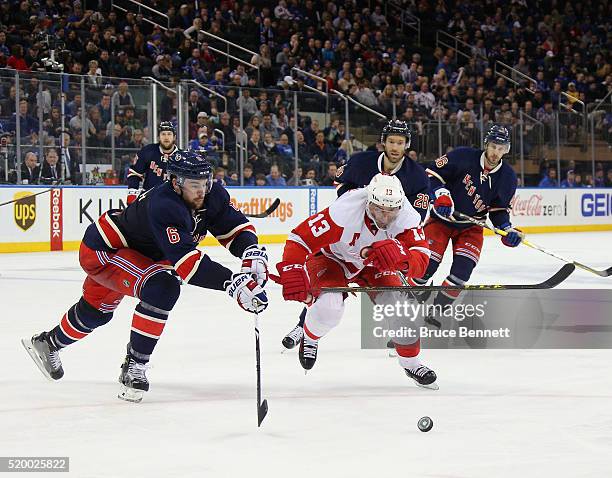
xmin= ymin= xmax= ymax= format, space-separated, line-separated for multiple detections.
xmin=367 ymin=202 xmax=401 ymax=230
xmin=181 ymin=176 xmax=213 ymax=195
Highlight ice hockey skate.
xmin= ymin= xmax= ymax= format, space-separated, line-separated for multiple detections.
xmin=282 ymin=324 xmax=303 ymax=351
xmin=404 ymin=362 xmax=438 ymax=390
xmin=299 ymin=334 xmax=319 ymax=371
xmin=118 ymin=350 xmax=150 ymax=403
xmin=21 ymin=332 xmax=64 ymax=381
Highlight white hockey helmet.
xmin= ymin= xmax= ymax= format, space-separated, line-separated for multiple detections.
xmin=365 ymin=173 xmax=404 ymax=229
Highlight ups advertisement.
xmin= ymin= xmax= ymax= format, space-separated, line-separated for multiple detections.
xmin=13 ymin=192 xmax=37 ymax=231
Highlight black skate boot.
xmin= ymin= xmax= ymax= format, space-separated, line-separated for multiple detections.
xmin=404 ymin=363 xmax=438 ymax=390
xmin=21 ymin=332 xmax=64 ymax=380
xmin=282 ymin=324 xmax=303 ymax=350
xmin=299 ymin=334 xmax=319 ymax=371
xmin=118 ymin=348 xmax=149 ymax=403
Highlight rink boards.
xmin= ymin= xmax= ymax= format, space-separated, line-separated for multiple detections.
xmin=1 ymin=185 xmax=611 ymax=253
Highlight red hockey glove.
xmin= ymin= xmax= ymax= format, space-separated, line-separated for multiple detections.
xmin=363 ymin=238 xmax=410 ymax=272
xmin=275 ymin=262 xmax=312 ymax=303
xmin=433 ymin=188 xmax=454 ymax=218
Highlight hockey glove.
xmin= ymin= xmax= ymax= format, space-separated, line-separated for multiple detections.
xmin=363 ymin=238 xmax=410 ymax=272
xmin=225 ymin=273 xmax=268 ymax=313
xmin=276 ymin=262 xmax=312 ymax=304
xmin=126 ymin=188 xmax=142 ymax=205
xmin=241 ymin=245 xmax=269 ymax=287
xmin=500 ymin=223 xmax=524 ymax=248
xmin=433 ymin=188 xmax=454 ymax=218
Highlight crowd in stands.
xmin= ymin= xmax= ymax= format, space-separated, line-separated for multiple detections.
xmin=0 ymin=0 xmax=610 ymax=186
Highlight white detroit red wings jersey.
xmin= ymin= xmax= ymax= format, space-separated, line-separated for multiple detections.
xmin=284 ymin=188 xmax=430 ymax=279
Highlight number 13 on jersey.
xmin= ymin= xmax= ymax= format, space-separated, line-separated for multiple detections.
xmin=308 ymin=213 xmax=331 ymax=237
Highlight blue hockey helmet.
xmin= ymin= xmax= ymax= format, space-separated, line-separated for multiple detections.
xmin=484 ymin=124 xmax=510 ymax=151
xmin=167 ymin=150 xmax=213 ymax=192
xmin=158 ymin=121 xmax=176 ymax=136
xmin=380 ymin=119 xmax=411 ymax=149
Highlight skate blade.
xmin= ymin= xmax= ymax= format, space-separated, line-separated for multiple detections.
xmin=21 ymin=338 xmax=55 ymax=382
xmin=415 ymin=381 xmax=439 ymax=391
xmin=118 ymin=384 xmax=144 ymax=403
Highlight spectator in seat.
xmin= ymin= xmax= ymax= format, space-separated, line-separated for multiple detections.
xmin=303 ymin=167 xmax=319 ymax=186
xmin=40 ymin=148 xmax=62 ymax=183
xmin=539 ymin=167 xmax=558 ymax=187
xmin=320 ymin=162 xmax=338 ymax=186
xmin=605 ymin=169 xmax=612 ymax=187
xmin=333 ymin=139 xmax=353 ymax=165
xmin=287 ymin=167 xmax=303 ymax=186
xmin=266 ymin=163 xmax=286 ymax=186
xmin=7 ymin=45 xmax=29 ymax=71
xmin=310 ymin=131 xmax=334 ymax=164
xmin=113 ymin=81 xmax=135 ymax=113
xmin=560 ymin=169 xmax=576 ymax=188
xmin=275 ymin=133 xmax=293 ymax=159
xmin=10 ymin=100 xmax=37 ymax=138
xmin=594 ymin=169 xmax=605 ymax=187
xmin=255 ymin=173 xmax=267 ymax=186
xmin=242 ymin=164 xmax=255 ymax=186
xmin=21 ymin=151 xmax=40 ymax=184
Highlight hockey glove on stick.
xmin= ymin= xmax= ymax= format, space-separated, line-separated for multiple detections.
xmin=241 ymin=245 xmax=269 ymax=287
xmin=433 ymin=188 xmax=454 ymax=218
xmin=363 ymin=238 xmax=410 ymax=272
xmin=225 ymin=273 xmax=269 ymax=313
xmin=275 ymin=262 xmax=313 ymax=304
xmin=500 ymin=223 xmax=524 ymax=248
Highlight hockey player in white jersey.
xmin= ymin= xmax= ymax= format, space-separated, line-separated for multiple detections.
xmin=274 ymin=174 xmax=437 ymax=388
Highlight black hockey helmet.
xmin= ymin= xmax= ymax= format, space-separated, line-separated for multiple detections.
xmin=167 ymin=150 xmax=213 ymax=192
xmin=380 ymin=119 xmax=411 ymax=149
xmin=158 ymin=121 xmax=176 ymax=136
xmin=484 ymin=124 xmax=511 ymax=150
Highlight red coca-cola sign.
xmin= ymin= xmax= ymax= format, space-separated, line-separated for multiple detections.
xmin=512 ymin=194 xmax=543 ymax=216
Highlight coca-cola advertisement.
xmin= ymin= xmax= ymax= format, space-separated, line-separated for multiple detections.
xmin=511 ymin=192 xmax=567 ymax=217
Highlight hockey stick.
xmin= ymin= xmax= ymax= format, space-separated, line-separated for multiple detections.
xmin=0 ymin=188 xmax=52 ymax=207
xmin=244 ymin=198 xmax=281 ymax=218
xmin=454 ymin=211 xmax=612 ymax=278
xmin=254 ymin=308 xmax=268 ymax=427
xmin=320 ymin=263 xmax=575 ymax=293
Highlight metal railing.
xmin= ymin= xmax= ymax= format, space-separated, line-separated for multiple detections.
xmin=386 ymin=1 xmax=421 ymax=45
xmin=436 ymin=30 xmax=488 ymax=63
xmin=110 ymin=0 xmax=170 ymax=30
xmin=495 ymin=61 xmax=537 ymax=94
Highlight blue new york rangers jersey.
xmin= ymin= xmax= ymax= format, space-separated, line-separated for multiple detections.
xmin=127 ymin=143 xmax=178 ymax=192
xmin=83 ymin=181 xmax=257 ymax=290
xmin=335 ymin=151 xmax=431 ymax=222
xmin=426 ymin=146 xmax=517 ymax=229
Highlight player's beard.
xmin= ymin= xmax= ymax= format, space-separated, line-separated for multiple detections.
xmin=160 ymin=138 xmax=175 ymax=152
xmin=185 ymin=195 xmax=205 ymax=210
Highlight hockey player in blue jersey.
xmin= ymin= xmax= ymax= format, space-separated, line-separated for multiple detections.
xmin=417 ymin=124 xmax=523 ymax=326
xmin=22 ymin=150 xmax=269 ymax=403
xmin=281 ymin=119 xmax=431 ymax=349
xmin=126 ymin=121 xmax=178 ymax=204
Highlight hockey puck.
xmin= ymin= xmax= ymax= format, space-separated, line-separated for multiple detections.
xmin=417 ymin=416 xmax=433 ymax=432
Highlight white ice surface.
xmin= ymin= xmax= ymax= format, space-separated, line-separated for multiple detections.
xmin=1 ymin=232 xmax=612 ymax=478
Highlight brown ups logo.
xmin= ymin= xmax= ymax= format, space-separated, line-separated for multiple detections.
xmin=14 ymin=192 xmax=37 ymax=231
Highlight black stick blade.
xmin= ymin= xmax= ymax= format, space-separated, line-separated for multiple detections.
xmin=544 ymin=263 xmax=575 ymax=287
xmin=258 ymin=399 xmax=268 ymax=427
xmin=245 ymin=198 xmax=281 ymax=218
